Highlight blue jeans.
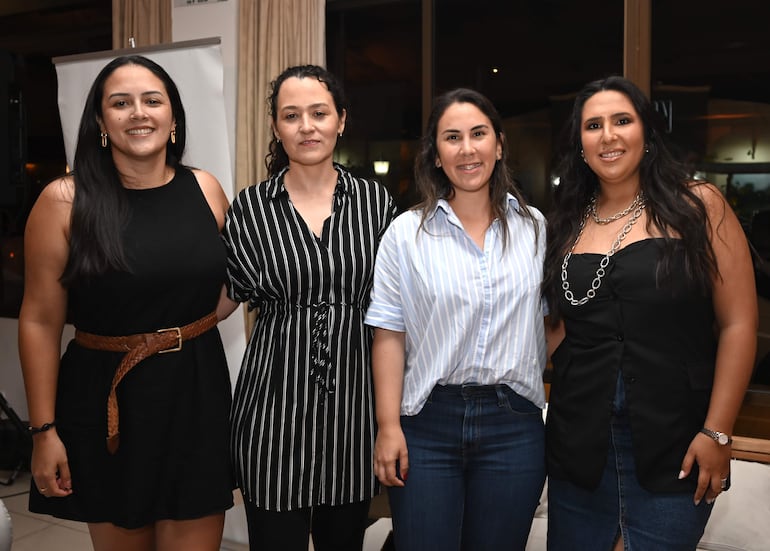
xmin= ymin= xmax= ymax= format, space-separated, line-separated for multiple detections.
xmin=547 ymin=377 xmax=712 ymax=550
xmin=389 ymin=384 xmax=546 ymax=551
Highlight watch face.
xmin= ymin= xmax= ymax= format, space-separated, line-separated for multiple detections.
xmin=717 ymin=433 xmax=729 ymax=445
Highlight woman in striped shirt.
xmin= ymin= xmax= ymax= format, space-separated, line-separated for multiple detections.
xmin=221 ymin=65 xmax=396 ymax=551
xmin=366 ymin=88 xmax=547 ymax=550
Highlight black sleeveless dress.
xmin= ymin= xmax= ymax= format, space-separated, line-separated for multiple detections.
xmin=29 ymin=168 xmax=234 ymax=528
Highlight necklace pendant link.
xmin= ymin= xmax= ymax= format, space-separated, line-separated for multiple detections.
xmin=561 ymin=193 xmax=646 ymax=306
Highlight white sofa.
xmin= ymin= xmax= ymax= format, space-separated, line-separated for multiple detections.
xmin=0 ymin=499 xmax=11 ymax=551
xmin=366 ymin=454 xmax=770 ymax=551
xmin=526 ymin=456 xmax=770 ymax=551
xmin=366 ymin=409 xmax=770 ymax=551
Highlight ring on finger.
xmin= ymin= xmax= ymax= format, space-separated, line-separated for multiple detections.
xmin=720 ymin=477 xmax=730 ymax=491
xmin=39 ymin=487 xmax=47 ymax=493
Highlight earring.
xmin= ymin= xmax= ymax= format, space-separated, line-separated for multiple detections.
xmin=338 ymin=132 xmax=343 ymax=138
xmin=276 ymin=137 xmax=281 ymax=143
xmin=100 ymin=132 xmax=108 ymax=148
xmin=170 ymin=129 xmax=176 ymax=144
xmin=580 ymin=149 xmax=587 ymax=163
xmin=645 ymin=144 xmax=650 ymax=153
xmin=435 ymin=159 xmax=442 ymax=168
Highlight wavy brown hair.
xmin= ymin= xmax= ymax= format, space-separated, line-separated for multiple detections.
xmin=264 ymin=65 xmax=347 ymax=176
xmin=542 ymin=76 xmax=718 ymax=322
xmin=413 ymin=88 xmax=539 ymax=250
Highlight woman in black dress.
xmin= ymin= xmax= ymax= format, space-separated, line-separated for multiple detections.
xmin=222 ymin=65 xmax=396 ymax=551
xmin=19 ymin=55 xmax=234 ymax=551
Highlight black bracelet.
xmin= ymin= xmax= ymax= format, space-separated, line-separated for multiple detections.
xmin=28 ymin=421 xmax=56 ymax=435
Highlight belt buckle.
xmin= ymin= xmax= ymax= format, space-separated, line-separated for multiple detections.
xmin=157 ymin=327 xmax=182 ymax=353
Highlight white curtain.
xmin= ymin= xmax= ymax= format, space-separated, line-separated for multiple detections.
xmin=236 ymin=0 xmax=326 ymax=194
xmin=235 ymin=0 xmax=326 ymax=333
xmin=112 ymin=0 xmax=172 ymax=49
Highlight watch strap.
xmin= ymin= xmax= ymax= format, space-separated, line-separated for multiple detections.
xmin=700 ymin=427 xmax=733 ymax=445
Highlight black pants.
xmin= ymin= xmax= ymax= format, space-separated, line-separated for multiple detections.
xmin=243 ymin=497 xmax=371 ymax=551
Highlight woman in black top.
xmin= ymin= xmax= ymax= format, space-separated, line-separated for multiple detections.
xmin=542 ymin=76 xmax=757 ymax=550
xmin=19 ymin=55 xmax=233 ymax=551
xmin=222 ymin=65 xmax=396 ymax=551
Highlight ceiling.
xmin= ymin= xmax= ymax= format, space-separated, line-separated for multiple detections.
xmin=0 ymin=0 xmax=110 ymax=58
xmin=331 ymin=0 xmax=770 ymax=103
xmin=1 ymin=1 xmax=770 ymax=146
xmin=3 ymin=0 xmax=769 ymax=96
xmin=0 ymin=0 xmax=110 ymax=167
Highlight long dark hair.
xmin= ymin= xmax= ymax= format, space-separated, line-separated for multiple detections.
xmin=264 ymin=64 xmax=347 ymax=176
xmin=61 ymin=55 xmax=187 ymax=285
xmin=543 ymin=76 xmax=717 ymax=321
xmin=414 ymin=87 xmax=538 ymax=250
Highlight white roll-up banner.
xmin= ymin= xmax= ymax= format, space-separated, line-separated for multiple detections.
xmin=53 ymin=38 xmax=233 ymax=199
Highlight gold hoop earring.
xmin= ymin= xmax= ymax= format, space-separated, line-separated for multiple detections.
xmin=170 ymin=129 xmax=176 ymax=144
xmin=100 ymin=132 xmax=108 ymax=148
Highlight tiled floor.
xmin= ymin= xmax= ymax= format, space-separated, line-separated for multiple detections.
xmin=0 ymin=470 xmax=391 ymax=550
xmin=1 ymin=470 xmax=94 ymax=551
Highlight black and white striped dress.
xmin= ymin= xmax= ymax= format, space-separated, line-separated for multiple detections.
xmin=222 ymin=165 xmax=396 ymax=511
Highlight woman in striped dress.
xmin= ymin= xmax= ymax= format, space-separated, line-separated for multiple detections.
xmin=221 ymin=65 xmax=397 ymax=551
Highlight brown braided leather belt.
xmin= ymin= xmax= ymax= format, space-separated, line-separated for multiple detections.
xmin=74 ymin=311 xmax=218 ymax=454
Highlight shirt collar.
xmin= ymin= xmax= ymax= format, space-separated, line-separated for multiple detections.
xmin=426 ymin=192 xmax=521 ymax=222
xmin=266 ymin=164 xmax=351 ymax=201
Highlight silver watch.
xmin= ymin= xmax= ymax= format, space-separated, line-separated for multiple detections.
xmin=700 ymin=427 xmax=733 ymax=445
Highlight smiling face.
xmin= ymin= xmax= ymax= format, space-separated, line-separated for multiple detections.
xmin=435 ymin=101 xmax=502 ymax=200
xmin=272 ymin=76 xmax=346 ymax=169
xmin=98 ymin=64 xmax=175 ymax=163
xmin=580 ymin=89 xmax=645 ymax=189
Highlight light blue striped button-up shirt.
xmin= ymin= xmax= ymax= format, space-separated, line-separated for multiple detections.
xmin=365 ymin=195 xmax=547 ymax=415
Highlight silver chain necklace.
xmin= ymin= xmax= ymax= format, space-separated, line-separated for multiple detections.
xmin=589 ymin=191 xmax=643 ymax=225
xmin=561 ymin=195 xmax=646 ymax=306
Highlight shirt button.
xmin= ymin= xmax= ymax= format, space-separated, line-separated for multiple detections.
xmin=616 ymin=334 xmax=624 ymax=341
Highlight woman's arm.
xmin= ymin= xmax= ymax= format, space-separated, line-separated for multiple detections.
xmin=680 ymin=183 xmax=758 ymax=505
xmin=18 ymin=178 xmax=75 ymax=497
xmin=545 ymin=315 xmax=565 ymax=361
xmin=215 ymin=284 xmax=240 ymax=321
xmin=192 ymin=168 xmax=230 ymax=230
xmin=193 ymin=169 xmax=241 ymax=321
xmin=372 ymin=327 xmax=408 ymax=487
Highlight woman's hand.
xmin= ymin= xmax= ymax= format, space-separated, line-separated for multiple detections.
xmin=31 ymin=430 xmax=73 ymax=498
xmin=373 ymin=424 xmax=409 ymax=487
xmin=679 ymin=431 xmax=731 ymax=505
xmin=371 ymin=327 xmax=408 ymax=486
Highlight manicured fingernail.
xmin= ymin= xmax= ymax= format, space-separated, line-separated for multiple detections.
xmin=678 ymin=470 xmax=686 ymax=479
xmin=706 ymin=498 xmax=715 ymax=505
